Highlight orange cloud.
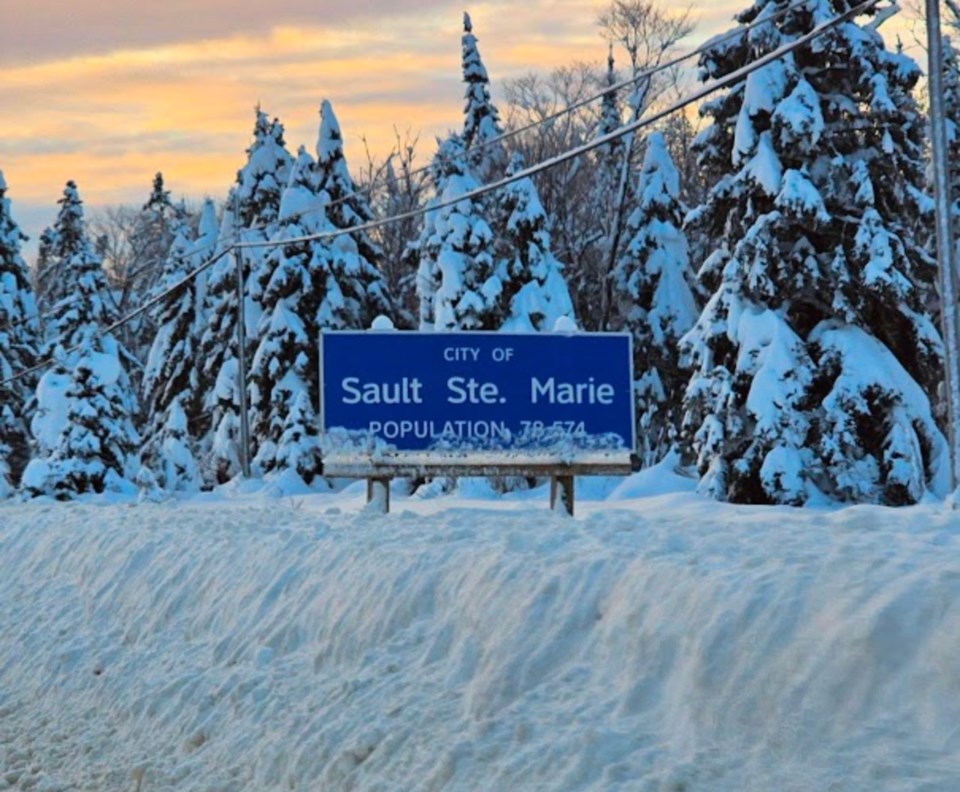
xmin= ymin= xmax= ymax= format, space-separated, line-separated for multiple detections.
xmin=0 ymin=0 xmax=928 ymax=251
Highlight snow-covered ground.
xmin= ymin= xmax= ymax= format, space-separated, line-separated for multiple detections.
xmin=2 ymin=467 xmax=960 ymax=791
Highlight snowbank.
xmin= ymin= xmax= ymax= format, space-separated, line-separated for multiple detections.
xmin=1 ymin=490 xmax=959 ymax=790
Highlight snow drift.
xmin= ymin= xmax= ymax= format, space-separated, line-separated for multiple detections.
xmin=1 ymin=487 xmax=959 ymax=790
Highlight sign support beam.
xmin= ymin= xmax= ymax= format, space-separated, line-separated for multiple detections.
xmin=550 ymin=476 xmax=575 ymax=516
xmin=366 ymin=478 xmax=391 ymax=514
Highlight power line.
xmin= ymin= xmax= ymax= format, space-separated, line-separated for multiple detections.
xmin=469 ymin=0 xmax=820 ymax=149
xmin=1 ymin=232 xmax=227 ymax=337
xmin=0 ymin=0 xmax=842 ymax=336
xmin=0 ymin=243 xmax=235 ymax=388
xmin=241 ymin=0 xmax=834 ymax=234
xmin=0 ymin=0 xmax=879 ymax=390
xmin=1 ymin=0 xmax=819 ymax=335
xmin=236 ymin=0 xmax=878 ymax=253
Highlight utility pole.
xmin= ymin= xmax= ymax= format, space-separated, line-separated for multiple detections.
xmin=928 ymin=0 xmax=960 ymax=492
xmin=233 ymin=192 xmax=252 ymax=479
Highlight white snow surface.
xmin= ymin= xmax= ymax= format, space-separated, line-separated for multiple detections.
xmin=2 ymin=473 xmax=960 ymax=790
xmin=30 ymin=369 xmax=71 ymax=454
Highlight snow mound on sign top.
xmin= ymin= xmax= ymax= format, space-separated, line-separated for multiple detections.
xmin=1 ymin=495 xmax=960 ymax=790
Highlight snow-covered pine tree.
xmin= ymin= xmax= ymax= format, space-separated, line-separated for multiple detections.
xmin=137 ymin=396 xmax=201 ymax=495
xmin=36 ymin=181 xmax=96 ymax=315
xmin=124 ymin=173 xmax=176 ymax=326
xmin=415 ymin=135 xmax=499 ymax=331
xmin=198 ymin=196 xmax=245 ymax=484
xmin=681 ymin=0 xmax=946 ymax=505
xmin=612 ymin=132 xmax=697 ymax=466
xmin=248 ymin=146 xmax=326 ymax=481
xmin=191 ymin=198 xmax=219 ymax=325
xmin=40 ymin=182 xmax=117 ymax=360
xmin=23 ymin=334 xmax=140 ymax=499
xmin=0 ymin=172 xmax=40 ymax=495
xmin=138 ymin=200 xmax=216 ymax=493
xmin=23 ymin=184 xmax=139 ymax=498
xmin=497 ymin=153 xmax=576 ymax=332
xmin=461 ymin=12 xmax=507 ymax=182
xmin=242 ymin=111 xmax=295 ymax=320
xmin=598 ymin=45 xmax=624 ymax=161
xmin=235 ymin=109 xmax=294 ymax=231
xmin=141 ymin=204 xmax=201 ymax=443
xmin=272 ymin=391 xmax=321 ymax=484
xmin=199 ymin=108 xmax=293 ymax=483
xmin=314 ymin=100 xmax=390 ymax=329
xmin=412 ymin=144 xmax=451 ymax=331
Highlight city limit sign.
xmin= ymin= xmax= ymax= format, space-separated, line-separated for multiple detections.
xmin=319 ymin=331 xmax=635 ymax=452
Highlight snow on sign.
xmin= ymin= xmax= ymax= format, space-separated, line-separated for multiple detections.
xmin=319 ymin=331 xmax=635 ymax=452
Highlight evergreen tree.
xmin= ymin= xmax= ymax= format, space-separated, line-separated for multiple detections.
xmin=612 ymin=132 xmax=697 ymax=466
xmin=200 ymin=108 xmax=293 ymax=483
xmin=272 ymin=391 xmax=322 ymax=483
xmin=461 ymin=12 xmax=507 ymax=181
xmin=41 ymin=182 xmax=116 ymax=360
xmin=138 ymin=397 xmax=201 ymax=495
xmin=0 ymin=172 xmax=40 ymax=494
xmin=144 ymin=200 xmax=190 ymax=323
xmin=594 ymin=45 xmax=626 ymax=216
xmin=141 ymin=203 xmax=202 ymax=443
xmin=33 ymin=227 xmax=58 ymax=308
xmin=198 ymin=197 xmax=246 ymax=484
xmin=37 ymin=181 xmax=102 ymax=317
xmin=598 ymin=45 xmax=623 ymax=152
xmin=88 ymin=174 xmax=181 ymax=375
xmin=139 ymin=199 xmax=215 ymax=490
xmin=416 ymin=135 xmax=499 ymax=331
xmin=681 ymin=0 xmax=946 ymax=505
xmin=23 ymin=334 xmax=140 ymax=499
xmin=314 ymin=99 xmax=390 ymax=328
xmin=126 ymin=171 xmax=176 ymax=307
xmin=498 ymin=153 xmax=576 ymax=332
xmin=191 ymin=198 xmax=219 ymax=322
xmin=412 ymin=143 xmax=451 ymax=331
xmin=242 ymin=111 xmax=295 ymax=321
xmin=24 ymin=183 xmax=140 ymax=498
xmin=237 ymin=110 xmax=293 ymax=230
xmin=143 ymin=172 xmax=173 ymax=215
xmin=249 ymin=147 xmax=326 ymax=481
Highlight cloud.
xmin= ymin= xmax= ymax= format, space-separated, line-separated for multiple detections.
xmin=0 ymin=0 xmax=455 ymax=64
xmin=0 ymin=2 xmax=619 ymax=197
xmin=0 ymin=0 xmax=920 ymax=256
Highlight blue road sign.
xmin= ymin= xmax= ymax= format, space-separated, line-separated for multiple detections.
xmin=320 ymin=331 xmax=634 ymax=452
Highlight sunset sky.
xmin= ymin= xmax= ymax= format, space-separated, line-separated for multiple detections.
xmin=0 ymin=1 xmax=920 ymax=255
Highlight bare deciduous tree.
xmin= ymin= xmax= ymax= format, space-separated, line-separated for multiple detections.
xmin=595 ymin=0 xmax=695 ymax=330
xmin=501 ymin=61 xmax=606 ymax=304
xmin=357 ymin=128 xmax=431 ymax=327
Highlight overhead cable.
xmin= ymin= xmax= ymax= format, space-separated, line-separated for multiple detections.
xmin=0 ymin=0 xmax=880 ymax=389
